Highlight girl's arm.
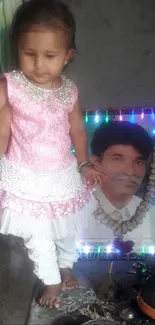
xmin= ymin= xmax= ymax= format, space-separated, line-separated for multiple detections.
xmin=69 ymin=99 xmax=88 ymax=165
xmin=0 ymin=79 xmax=11 ymax=155
xmin=69 ymin=99 xmax=101 ymax=186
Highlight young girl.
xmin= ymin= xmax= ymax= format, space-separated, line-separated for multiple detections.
xmin=0 ymin=0 xmax=99 ymax=309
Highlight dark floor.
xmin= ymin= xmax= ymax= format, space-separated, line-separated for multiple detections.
xmin=0 ymin=234 xmax=35 ymax=325
xmin=0 ymin=234 xmax=154 ymax=325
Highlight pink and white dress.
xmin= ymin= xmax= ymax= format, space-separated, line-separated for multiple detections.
xmin=0 ymin=71 xmax=95 ymax=285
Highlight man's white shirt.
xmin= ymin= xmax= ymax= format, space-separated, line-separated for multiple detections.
xmin=81 ymin=187 xmax=155 ymax=253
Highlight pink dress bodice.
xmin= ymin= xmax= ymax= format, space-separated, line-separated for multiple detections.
xmin=5 ymin=71 xmax=77 ymax=171
xmin=0 ymin=71 xmax=91 ymax=219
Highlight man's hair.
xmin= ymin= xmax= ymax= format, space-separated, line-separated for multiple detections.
xmin=91 ymin=121 xmax=153 ymax=160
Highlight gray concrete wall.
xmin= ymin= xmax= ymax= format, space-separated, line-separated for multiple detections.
xmin=64 ymin=0 xmax=155 ymax=108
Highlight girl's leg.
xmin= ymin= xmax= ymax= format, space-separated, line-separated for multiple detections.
xmin=24 ymin=237 xmax=61 ymax=308
xmin=55 ymin=235 xmax=79 ymax=290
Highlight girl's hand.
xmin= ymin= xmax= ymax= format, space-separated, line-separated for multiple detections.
xmin=82 ymin=166 xmax=101 ymax=186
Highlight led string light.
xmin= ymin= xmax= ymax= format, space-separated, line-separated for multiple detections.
xmin=81 ymin=109 xmax=155 ymax=137
xmin=151 ymin=109 xmax=155 ymax=134
xmin=130 ymin=109 xmax=135 ymax=123
xmin=151 ymin=108 xmax=154 ymax=120
xmin=105 ymin=110 xmax=109 ymax=123
xmin=95 ymin=110 xmax=99 ymax=123
xmin=82 ymin=108 xmax=155 ymax=124
xmin=119 ymin=110 xmax=123 ymax=121
xmin=85 ymin=110 xmax=88 ymax=123
xmin=141 ymin=108 xmax=144 ymax=119
xmin=76 ymin=241 xmax=155 ymax=259
xmin=149 ymin=246 xmax=155 ymax=254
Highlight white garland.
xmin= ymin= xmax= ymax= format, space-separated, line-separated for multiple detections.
xmin=93 ymin=151 xmax=155 ymax=240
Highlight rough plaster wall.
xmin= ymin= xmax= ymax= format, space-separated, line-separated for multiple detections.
xmin=64 ymin=0 xmax=155 ymax=108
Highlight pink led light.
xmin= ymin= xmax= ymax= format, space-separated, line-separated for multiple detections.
xmin=119 ymin=110 xmax=123 ymax=121
xmin=141 ymin=109 xmax=144 ymax=119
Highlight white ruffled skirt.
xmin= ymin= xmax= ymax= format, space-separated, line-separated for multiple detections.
xmin=0 ymin=195 xmax=96 ymax=285
xmin=0 ymin=156 xmax=97 ymax=284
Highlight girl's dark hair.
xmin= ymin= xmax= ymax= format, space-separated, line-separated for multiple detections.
xmin=11 ymin=0 xmax=76 ymax=50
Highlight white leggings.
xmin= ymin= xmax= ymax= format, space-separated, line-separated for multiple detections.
xmin=25 ymin=235 xmax=77 ymax=285
xmin=0 ymin=208 xmax=78 ymax=285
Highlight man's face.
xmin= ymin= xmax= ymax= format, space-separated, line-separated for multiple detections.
xmin=92 ymin=144 xmax=146 ymax=197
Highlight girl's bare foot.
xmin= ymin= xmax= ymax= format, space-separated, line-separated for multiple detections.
xmin=39 ymin=283 xmax=61 ymax=308
xmin=60 ymin=268 xmax=79 ymax=291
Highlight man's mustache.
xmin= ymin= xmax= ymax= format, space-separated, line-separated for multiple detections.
xmin=94 ymin=168 xmax=142 ymax=185
xmin=113 ymin=173 xmax=142 ymax=185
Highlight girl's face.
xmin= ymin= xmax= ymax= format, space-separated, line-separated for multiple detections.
xmin=18 ymin=27 xmax=74 ymax=88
